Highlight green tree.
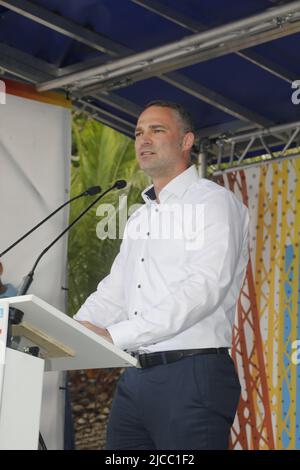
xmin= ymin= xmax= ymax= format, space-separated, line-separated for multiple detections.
xmin=68 ymin=114 xmax=149 ymax=317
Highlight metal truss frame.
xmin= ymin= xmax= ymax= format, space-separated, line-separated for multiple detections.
xmin=211 ymin=120 xmax=300 ymax=174
xmin=131 ymin=0 xmax=298 ymax=84
xmin=0 ymin=0 xmax=276 ymax=127
xmin=34 ymin=1 xmax=300 ymax=93
xmin=1 ymin=0 xmax=300 ymax=163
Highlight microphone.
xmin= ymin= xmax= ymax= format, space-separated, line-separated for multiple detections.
xmin=82 ymin=186 xmax=102 ymax=195
xmin=18 ymin=180 xmax=127 ymax=295
xmin=114 ymin=180 xmax=126 ymax=189
xmin=0 ymin=186 xmax=102 ymax=258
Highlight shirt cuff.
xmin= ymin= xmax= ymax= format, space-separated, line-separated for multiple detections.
xmin=106 ymin=320 xmax=139 ymax=351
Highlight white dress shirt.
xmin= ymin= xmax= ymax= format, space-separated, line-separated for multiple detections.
xmin=74 ymin=165 xmax=249 ymax=354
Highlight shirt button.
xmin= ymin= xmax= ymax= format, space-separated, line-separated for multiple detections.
xmin=138 ymin=284 xmax=141 ymax=288
xmin=155 ymin=208 xmax=159 ymax=212
xmin=141 ymin=258 xmax=144 ymax=262
xmin=134 ymin=311 xmax=138 ymax=316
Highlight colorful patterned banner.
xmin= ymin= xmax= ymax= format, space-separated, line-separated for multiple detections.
xmin=215 ymin=156 xmax=300 ymax=449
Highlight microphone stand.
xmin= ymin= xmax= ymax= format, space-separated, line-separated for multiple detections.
xmin=3 ymin=185 xmax=102 ymax=345
xmin=3 ymin=186 xmax=102 ymax=333
xmin=18 ymin=180 xmax=126 ymax=296
xmin=0 ymin=186 xmax=101 ymax=258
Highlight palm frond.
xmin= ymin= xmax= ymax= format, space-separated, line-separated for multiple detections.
xmin=67 ymin=113 xmax=149 ymax=316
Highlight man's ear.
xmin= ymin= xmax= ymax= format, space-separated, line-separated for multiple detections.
xmin=182 ymin=132 xmax=195 ymax=152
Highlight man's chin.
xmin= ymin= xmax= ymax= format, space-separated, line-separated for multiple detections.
xmin=140 ymin=163 xmax=159 ymax=177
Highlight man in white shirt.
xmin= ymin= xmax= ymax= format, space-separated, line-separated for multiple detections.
xmin=74 ymin=101 xmax=249 ymax=450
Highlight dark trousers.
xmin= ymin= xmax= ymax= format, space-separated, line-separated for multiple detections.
xmin=106 ymin=353 xmax=241 ymax=450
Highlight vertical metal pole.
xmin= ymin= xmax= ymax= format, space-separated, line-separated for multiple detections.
xmin=198 ymin=139 xmax=209 ymax=178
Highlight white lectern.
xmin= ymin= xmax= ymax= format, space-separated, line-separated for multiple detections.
xmin=0 ymin=295 xmax=137 ymax=450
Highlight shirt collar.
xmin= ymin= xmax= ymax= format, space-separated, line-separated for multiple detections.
xmin=141 ymin=165 xmax=199 ymax=204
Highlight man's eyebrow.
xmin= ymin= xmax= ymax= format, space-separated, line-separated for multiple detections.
xmin=150 ymin=124 xmax=168 ymax=129
xmin=135 ymin=124 xmax=168 ymax=132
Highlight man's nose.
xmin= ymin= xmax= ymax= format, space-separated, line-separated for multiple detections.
xmin=141 ymin=130 xmax=153 ymax=144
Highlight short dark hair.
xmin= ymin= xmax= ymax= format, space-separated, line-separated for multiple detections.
xmin=143 ymin=100 xmax=195 ymax=135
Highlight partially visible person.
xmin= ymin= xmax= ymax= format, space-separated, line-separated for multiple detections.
xmin=0 ymin=261 xmax=17 ymax=298
xmin=74 ymin=101 xmax=249 ymax=450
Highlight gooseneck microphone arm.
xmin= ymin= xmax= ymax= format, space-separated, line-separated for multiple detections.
xmin=18 ymin=180 xmax=127 ymax=296
xmin=0 ymin=186 xmax=101 ymax=258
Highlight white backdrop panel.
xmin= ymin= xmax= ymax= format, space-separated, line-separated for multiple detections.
xmin=0 ymin=90 xmax=71 ymax=449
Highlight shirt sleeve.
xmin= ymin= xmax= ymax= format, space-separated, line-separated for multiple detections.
xmin=107 ymin=190 xmax=249 ymax=351
xmin=73 ymin=240 xmax=127 ymax=328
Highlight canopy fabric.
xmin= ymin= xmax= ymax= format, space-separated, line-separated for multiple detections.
xmin=1 ymin=0 xmax=300 ymax=160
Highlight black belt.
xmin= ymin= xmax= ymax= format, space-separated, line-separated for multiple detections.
xmin=132 ymin=348 xmax=229 ymax=368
